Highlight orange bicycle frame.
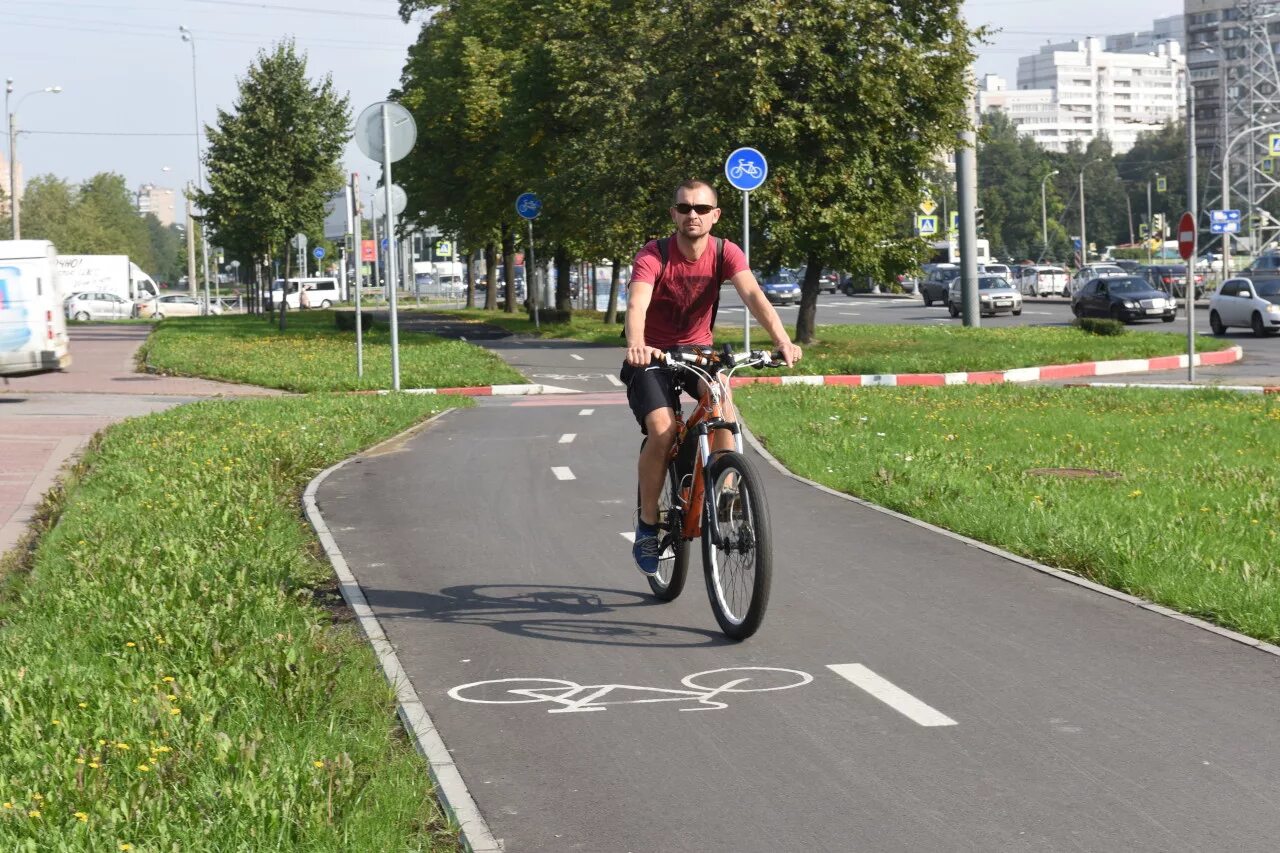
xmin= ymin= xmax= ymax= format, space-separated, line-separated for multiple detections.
xmin=670 ymin=373 xmax=739 ymax=540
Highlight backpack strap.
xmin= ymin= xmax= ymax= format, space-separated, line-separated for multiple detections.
xmin=709 ymin=237 xmax=725 ymax=331
xmin=655 ymin=237 xmax=670 ymax=287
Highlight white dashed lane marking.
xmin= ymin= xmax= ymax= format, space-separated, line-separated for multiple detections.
xmin=559 ymin=434 xmax=576 ymax=444
xmin=571 ymin=353 xmax=584 ymax=360
xmin=579 ymin=408 xmax=594 ymax=416
xmin=605 ymin=375 xmax=623 ymax=387
xmin=552 ymin=467 xmax=576 ymax=481
xmin=826 ymin=664 xmax=957 ymax=727
xmin=619 ymin=532 xmax=636 ymax=543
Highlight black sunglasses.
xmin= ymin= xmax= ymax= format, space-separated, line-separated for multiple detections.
xmin=674 ymin=203 xmax=716 ymax=215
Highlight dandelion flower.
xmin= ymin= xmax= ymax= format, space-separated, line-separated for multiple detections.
xmin=114 ymin=743 xmax=130 ymax=750
xmin=1128 ymin=490 xmax=1143 ymax=498
xmin=120 ymin=845 xmax=133 ymax=851
xmin=74 ymin=812 xmax=88 ymax=822
xmin=137 ymin=764 xmax=150 ymax=772
xmin=78 ymin=702 xmax=87 ymax=708
xmin=28 ymin=810 xmax=40 ymax=818
xmin=125 ymin=642 xmax=136 ymax=648
xmin=75 ymin=758 xmax=85 ymax=765
xmin=170 ymin=708 xmax=181 ymax=716
xmin=51 ymin=719 xmax=61 ymax=726
xmin=88 ymin=762 xmax=100 ymax=769
xmin=2 ymin=802 xmax=11 ymax=809
xmin=162 ymin=677 xmax=175 ymax=683
xmin=313 ymin=760 xmax=325 ymax=768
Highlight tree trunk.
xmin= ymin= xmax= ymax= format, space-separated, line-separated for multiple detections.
xmin=464 ymin=249 xmax=475 ymax=309
xmin=502 ymin=226 xmax=516 ymax=314
xmin=794 ymin=253 xmax=822 ymax=344
xmin=554 ymin=246 xmax=571 ymax=312
xmin=278 ymin=247 xmax=289 ymax=332
xmin=484 ymin=243 xmax=497 ymax=310
xmin=605 ymin=258 xmax=622 ymax=324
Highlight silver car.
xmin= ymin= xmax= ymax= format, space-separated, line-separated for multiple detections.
xmin=947 ymin=275 xmax=1023 ymax=318
xmin=64 ymin=291 xmax=135 ymax=321
xmin=1208 ymin=277 xmax=1280 ymax=336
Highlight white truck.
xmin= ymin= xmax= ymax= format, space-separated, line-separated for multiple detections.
xmin=54 ymin=255 xmax=162 ymax=306
xmin=0 ymin=240 xmax=72 ymax=376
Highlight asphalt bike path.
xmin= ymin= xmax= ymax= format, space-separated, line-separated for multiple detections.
xmin=316 ymin=335 xmax=1280 ymax=852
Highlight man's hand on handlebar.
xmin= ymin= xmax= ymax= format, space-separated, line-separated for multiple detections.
xmin=626 ymin=344 xmax=667 ymax=367
xmin=774 ymin=342 xmax=802 ymax=367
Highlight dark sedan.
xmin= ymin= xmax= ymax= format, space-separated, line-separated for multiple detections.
xmin=1139 ymin=264 xmax=1204 ymax=300
xmin=1071 ymin=276 xmax=1178 ymax=324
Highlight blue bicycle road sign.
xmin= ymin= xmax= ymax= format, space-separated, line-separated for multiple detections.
xmin=516 ymin=192 xmax=542 ymax=220
xmin=313 ymin=246 xmax=326 ymax=260
xmin=724 ymin=147 xmax=768 ymax=192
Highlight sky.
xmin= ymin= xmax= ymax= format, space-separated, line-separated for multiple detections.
xmin=3 ymin=0 xmax=1183 ymax=216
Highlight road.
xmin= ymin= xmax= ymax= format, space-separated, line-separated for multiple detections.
xmin=316 ymin=335 xmax=1280 ymax=852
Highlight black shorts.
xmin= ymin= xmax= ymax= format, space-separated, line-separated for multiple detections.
xmin=620 ymin=362 xmax=702 ymax=433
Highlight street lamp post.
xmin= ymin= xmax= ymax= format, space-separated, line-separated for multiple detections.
xmin=179 ymin=26 xmax=213 ymax=316
xmin=1220 ymin=119 xmax=1280 ymax=280
xmin=1040 ymin=170 xmax=1059 ymax=259
xmin=1078 ymin=165 xmax=1090 ymax=267
xmin=6 ymin=79 xmax=63 ymax=239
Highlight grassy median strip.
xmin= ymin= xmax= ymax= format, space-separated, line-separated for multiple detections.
xmin=736 ymin=383 xmax=1280 ymax=644
xmin=140 ymin=310 xmax=527 ymax=392
xmin=0 ymin=394 xmax=464 ymax=850
xmin=438 ymin=308 xmax=1234 ymax=374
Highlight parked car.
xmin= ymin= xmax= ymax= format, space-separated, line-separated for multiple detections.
xmin=947 ymin=274 xmax=1022 ymax=318
xmin=798 ymin=267 xmax=840 ymax=294
xmin=1139 ymin=264 xmax=1205 ymax=300
xmin=1070 ymin=276 xmax=1177 ymax=324
xmin=1065 ymin=264 xmax=1127 ymax=297
xmin=1112 ymin=259 xmax=1144 ymax=273
xmin=760 ymin=271 xmax=801 ymax=305
xmin=63 ymin=291 xmax=136 ymax=321
xmin=982 ymin=263 xmax=1012 ymax=281
xmin=1240 ymin=251 xmax=1280 ymax=281
xmin=1016 ymin=265 xmax=1069 ymax=297
xmin=919 ymin=264 xmax=960 ymax=306
xmin=1208 ymin=277 xmax=1280 ymax=336
xmin=140 ymin=294 xmax=222 ymax=319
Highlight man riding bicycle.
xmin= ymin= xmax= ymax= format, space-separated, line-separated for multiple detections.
xmin=623 ymin=179 xmax=801 ymax=575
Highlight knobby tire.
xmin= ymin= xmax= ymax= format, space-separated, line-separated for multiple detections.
xmin=700 ymin=451 xmax=772 ymax=640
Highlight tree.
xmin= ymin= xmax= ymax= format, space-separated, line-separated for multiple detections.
xmin=197 ymin=40 xmax=350 ymax=328
xmin=17 ymin=172 xmax=155 ymax=269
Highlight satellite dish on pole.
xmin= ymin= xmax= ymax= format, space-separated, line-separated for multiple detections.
xmin=354 ymin=102 xmax=416 ymax=163
xmin=371 ymin=184 xmax=407 ymax=217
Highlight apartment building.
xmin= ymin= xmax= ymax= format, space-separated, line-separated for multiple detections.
xmin=136 ymin=184 xmax=177 ymax=228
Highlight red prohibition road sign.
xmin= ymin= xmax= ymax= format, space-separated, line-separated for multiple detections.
xmin=1178 ymin=211 xmax=1197 ymax=260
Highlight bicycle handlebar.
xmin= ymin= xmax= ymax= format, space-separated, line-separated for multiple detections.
xmin=655 ymin=346 xmax=785 ymax=370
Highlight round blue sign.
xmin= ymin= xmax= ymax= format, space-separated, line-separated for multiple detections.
xmin=724 ymin=147 xmax=768 ymax=192
xmin=313 ymin=246 xmax=326 ymax=260
xmin=515 ymin=192 xmax=542 ymax=220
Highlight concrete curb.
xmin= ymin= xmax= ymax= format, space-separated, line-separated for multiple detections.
xmin=303 ymin=411 xmax=503 ymax=853
xmin=738 ymin=423 xmax=1280 ymax=660
xmin=354 ymin=383 xmax=582 ymax=397
xmin=1068 ymin=381 xmax=1280 ymax=394
xmin=728 ymin=346 xmax=1243 ymax=389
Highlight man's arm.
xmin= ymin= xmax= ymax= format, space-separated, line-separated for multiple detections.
xmin=729 ymin=270 xmax=802 ymax=366
xmin=624 ymin=280 xmax=664 ymax=366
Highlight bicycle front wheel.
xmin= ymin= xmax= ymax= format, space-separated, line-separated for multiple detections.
xmin=700 ymin=451 xmax=772 ymax=640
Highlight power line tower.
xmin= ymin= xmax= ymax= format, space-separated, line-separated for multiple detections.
xmin=1194 ymin=0 xmax=1280 ymax=258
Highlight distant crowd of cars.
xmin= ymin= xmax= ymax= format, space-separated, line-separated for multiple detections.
xmin=64 ymin=291 xmax=222 ymax=322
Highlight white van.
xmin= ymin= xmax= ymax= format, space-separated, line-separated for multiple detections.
xmin=0 ymin=240 xmax=71 ymax=375
xmin=270 ymin=277 xmax=343 ymax=309
xmin=1018 ymin=265 xmax=1069 ymax=297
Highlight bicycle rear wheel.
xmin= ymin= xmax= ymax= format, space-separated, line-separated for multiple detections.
xmin=700 ymin=451 xmax=772 ymax=640
xmin=637 ymin=441 xmax=690 ymax=601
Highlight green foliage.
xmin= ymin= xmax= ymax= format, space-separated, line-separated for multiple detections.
xmin=197 ymin=40 xmax=351 ymax=278
xmin=17 ymin=173 xmax=156 ymax=271
xmin=1072 ymin=316 xmax=1127 ymax=336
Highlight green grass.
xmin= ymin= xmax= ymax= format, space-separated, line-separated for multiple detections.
xmin=0 ymin=394 xmax=465 ymax=851
xmin=139 ymin=310 xmax=527 ymax=392
xmin=437 ymin=308 xmax=1234 ymax=375
xmin=735 ymin=383 xmax=1280 ymax=643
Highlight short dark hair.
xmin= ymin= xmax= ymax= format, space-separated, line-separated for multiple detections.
xmin=672 ymin=180 xmax=717 ymax=207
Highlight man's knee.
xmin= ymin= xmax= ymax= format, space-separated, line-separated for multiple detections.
xmin=643 ymin=408 xmax=678 ymax=447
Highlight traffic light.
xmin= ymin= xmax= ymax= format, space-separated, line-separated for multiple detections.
xmin=975 ymin=208 xmax=985 ymax=234
xmin=1139 ymin=223 xmax=1149 ymax=239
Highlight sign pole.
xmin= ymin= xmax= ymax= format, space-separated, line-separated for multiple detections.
xmin=351 ymin=174 xmax=364 ymax=378
xmin=528 ymin=219 xmax=540 ymax=329
xmin=1177 ymin=210 xmax=1197 ymax=383
xmin=381 ymin=103 xmax=401 ymax=391
xmin=742 ymin=189 xmax=750 ymax=351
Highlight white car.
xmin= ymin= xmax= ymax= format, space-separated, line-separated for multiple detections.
xmin=141 ymin=294 xmax=222 ymax=319
xmin=64 ymin=291 xmax=136 ymax=321
xmin=1017 ymin=265 xmax=1069 ymax=297
xmin=1208 ymin=277 xmax=1280 ymax=337
xmin=946 ymin=274 xmax=1022 ymax=318
xmin=1066 ymin=264 xmax=1127 ymax=297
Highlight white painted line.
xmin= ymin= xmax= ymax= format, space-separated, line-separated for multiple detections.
xmin=838 ymin=312 xmax=861 ymax=317
xmin=559 ymin=433 xmax=576 ymax=444
xmin=579 ymin=408 xmax=594 ymax=416
xmin=570 ymin=353 xmax=584 ymax=361
xmin=552 ymin=466 xmax=576 ymax=481
xmin=619 ymin=531 xmax=636 ymax=543
xmin=605 ymin=374 xmax=623 ymax=387
xmin=826 ymin=664 xmax=957 ymax=727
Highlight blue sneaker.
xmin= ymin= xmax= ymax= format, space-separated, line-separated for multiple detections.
xmin=632 ymin=521 xmax=661 ymax=575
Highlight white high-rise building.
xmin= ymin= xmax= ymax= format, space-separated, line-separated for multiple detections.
xmin=979 ymin=36 xmax=1185 ymax=154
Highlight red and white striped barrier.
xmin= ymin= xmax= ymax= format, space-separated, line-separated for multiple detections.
xmin=728 ymin=346 xmax=1245 ymax=389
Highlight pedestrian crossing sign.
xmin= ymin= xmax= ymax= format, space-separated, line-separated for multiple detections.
xmin=1264 ymin=158 xmax=1276 ymax=175
xmin=1271 ymin=134 xmax=1280 ymax=156
xmin=915 ymin=215 xmax=938 ymax=236
xmin=949 ymin=211 xmax=959 ymax=234
xmin=1156 ymin=176 xmax=1167 ymax=193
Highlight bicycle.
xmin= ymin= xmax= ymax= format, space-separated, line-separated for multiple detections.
xmin=728 ymin=159 xmax=763 ymax=181
xmin=637 ymin=345 xmax=783 ymax=640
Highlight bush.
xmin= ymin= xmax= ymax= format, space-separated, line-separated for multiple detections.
xmin=335 ymin=310 xmax=374 ymax=332
xmin=1072 ymin=316 xmax=1127 ymax=336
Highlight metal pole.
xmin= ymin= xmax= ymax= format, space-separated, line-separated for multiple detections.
xmin=527 ymin=219 xmax=539 ymax=329
xmin=956 ymin=130 xmax=980 ymax=326
xmin=1186 ymin=74 xmax=1197 ymax=382
xmin=1079 ymin=168 xmax=1087 ymax=268
xmin=381 ymin=104 xmax=401 ymax=391
xmin=7 ymin=110 xmax=16 ymax=240
xmin=1146 ymin=180 xmax=1153 ymax=266
xmin=742 ymin=190 xmax=751 ymax=350
xmin=351 ymin=174 xmax=364 ymax=379
xmin=1040 ymin=170 xmax=1058 ymax=259
xmin=1220 ymin=71 xmax=1231 ymax=280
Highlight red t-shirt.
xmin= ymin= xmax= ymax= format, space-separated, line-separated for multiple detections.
xmin=630 ymin=236 xmax=749 ymax=349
